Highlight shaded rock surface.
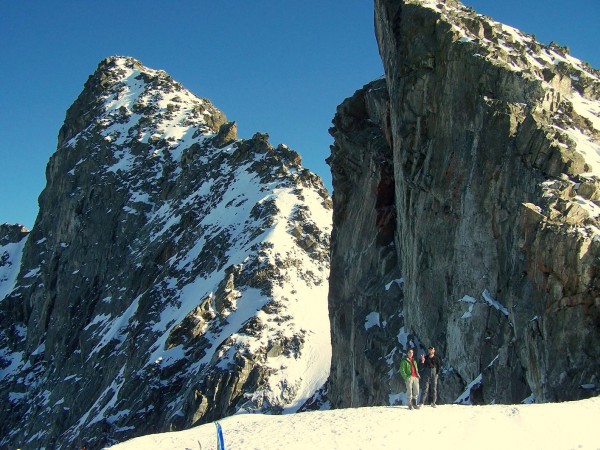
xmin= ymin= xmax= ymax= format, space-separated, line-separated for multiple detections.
xmin=328 ymin=0 xmax=600 ymax=408
xmin=0 ymin=56 xmax=332 ymax=449
xmin=327 ymin=78 xmax=406 ymax=407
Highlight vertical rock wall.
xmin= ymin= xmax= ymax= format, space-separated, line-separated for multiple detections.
xmin=329 ymin=0 xmax=600 ymax=406
xmin=327 ymin=79 xmax=405 ymax=407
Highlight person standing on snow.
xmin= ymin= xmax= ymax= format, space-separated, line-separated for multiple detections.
xmin=400 ymin=348 xmax=420 ymax=409
xmin=419 ymin=346 xmax=441 ymax=407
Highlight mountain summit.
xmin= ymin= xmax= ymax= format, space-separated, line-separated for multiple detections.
xmin=0 ymin=56 xmax=332 ymax=449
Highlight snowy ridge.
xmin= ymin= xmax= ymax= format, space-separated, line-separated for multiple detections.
xmin=109 ymin=397 xmax=600 ymax=450
xmin=0 ymin=231 xmax=28 ymax=302
xmin=0 ymin=226 xmax=29 ymax=384
xmin=0 ymin=56 xmax=332 ymax=449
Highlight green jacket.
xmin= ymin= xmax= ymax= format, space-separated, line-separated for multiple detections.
xmin=400 ymin=357 xmax=420 ymax=381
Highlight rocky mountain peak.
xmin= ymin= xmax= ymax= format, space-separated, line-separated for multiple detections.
xmin=0 ymin=56 xmax=331 ymax=449
xmin=59 ymin=55 xmax=229 ymax=149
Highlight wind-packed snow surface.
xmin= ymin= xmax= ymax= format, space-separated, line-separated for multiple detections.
xmin=109 ymin=397 xmax=600 ymax=450
xmin=0 ymin=56 xmax=333 ymax=448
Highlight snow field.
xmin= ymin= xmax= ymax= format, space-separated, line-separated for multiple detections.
xmin=109 ymin=396 xmax=600 ymax=450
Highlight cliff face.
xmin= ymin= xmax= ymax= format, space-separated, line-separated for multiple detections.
xmin=329 ymin=0 xmax=600 ymax=407
xmin=0 ymin=57 xmax=332 ymax=449
xmin=327 ymin=78 xmax=403 ymax=407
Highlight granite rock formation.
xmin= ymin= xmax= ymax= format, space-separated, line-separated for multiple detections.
xmin=328 ymin=0 xmax=600 ymax=407
xmin=0 ymin=56 xmax=332 ymax=449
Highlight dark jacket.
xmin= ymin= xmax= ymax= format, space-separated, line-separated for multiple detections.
xmin=420 ymin=354 xmax=441 ymax=374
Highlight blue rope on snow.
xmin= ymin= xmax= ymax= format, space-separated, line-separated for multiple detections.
xmin=215 ymin=421 xmax=225 ymax=450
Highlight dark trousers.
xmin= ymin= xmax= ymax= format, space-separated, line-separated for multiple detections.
xmin=421 ymin=369 xmax=438 ymax=404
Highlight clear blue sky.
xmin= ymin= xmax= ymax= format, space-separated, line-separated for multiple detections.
xmin=1 ymin=1 xmax=598 ymax=229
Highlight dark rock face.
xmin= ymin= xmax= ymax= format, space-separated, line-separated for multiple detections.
xmin=329 ymin=0 xmax=600 ymax=407
xmin=0 ymin=224 xmax=29 ymax=246
xmin=327 ymin=79 xmax=407 ymax=407
xmin=0 ymin=56 xmax=332 ymax=449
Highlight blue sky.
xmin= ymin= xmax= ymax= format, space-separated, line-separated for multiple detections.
xmin=1 ymin=1 xmax=598 ymax=229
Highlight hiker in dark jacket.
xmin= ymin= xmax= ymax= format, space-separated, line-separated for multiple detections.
xmin=419 ymin=346 xmax=441 ymax=407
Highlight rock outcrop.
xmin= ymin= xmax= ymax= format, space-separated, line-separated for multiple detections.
xmin=328 ymin=0 xmax=600 ymax=407
xmin=0 ymin=56 xmax=332 ymax=449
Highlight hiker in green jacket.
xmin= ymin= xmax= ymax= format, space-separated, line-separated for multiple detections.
xmin=400 ymin=348 xmax=420 ymax=409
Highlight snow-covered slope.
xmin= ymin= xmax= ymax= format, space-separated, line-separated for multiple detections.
xmin=109 ymin=397 xmax=600 ymax=450
xmin=0 ymin=56 xmax=332 ymax=449
xmin=0 ymin=225 xmax=28 ymax=302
